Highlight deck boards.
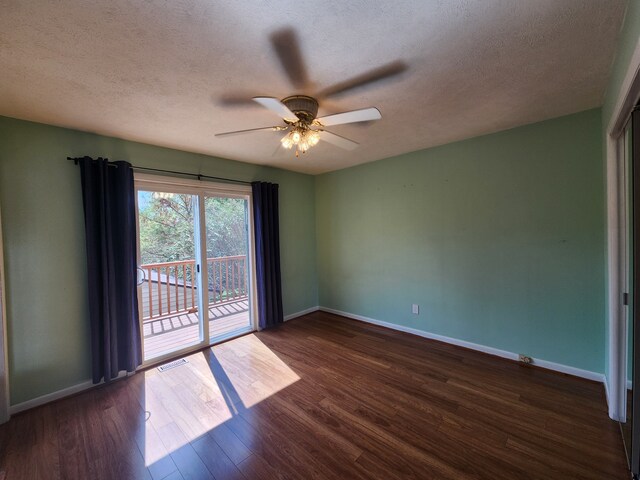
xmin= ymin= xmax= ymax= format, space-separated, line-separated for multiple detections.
xmin=0 ymin=311 xmax=629 ymax=479
xmin=143 ymin=299 xmax=250 ymax=361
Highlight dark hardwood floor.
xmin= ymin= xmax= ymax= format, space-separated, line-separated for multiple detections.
xmin=0 ymin=311 xmax=630 ymax=479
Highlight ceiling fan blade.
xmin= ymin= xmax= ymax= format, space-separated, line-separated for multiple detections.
xmin=316 ymin=60 xmax=407 ymax=98
xmin=253 ymin=97 xmax=299 ymax=122
xmin=217 ymin=93 xmax=262 ymax=107
xmin=269 ymin=28 xmax=310 ymax=89
xmin=215 ymin=126 xmax=284 ymax=137
xmin=316 ymin=107 xmax=381 ymax=127
xmin=319 ymin=130 xmax=359 ymax=151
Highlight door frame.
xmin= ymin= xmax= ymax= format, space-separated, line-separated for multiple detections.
xmin=134 ymin=173 xmax=258 ymax=366
xmin=0 ymin=202 xmax=9 ymax=424
xmin=607 ymin=32 xmax=640 ymax=421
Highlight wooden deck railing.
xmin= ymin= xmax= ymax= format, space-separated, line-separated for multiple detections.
xmin=139 ymin=255 xmax=248 ymax=321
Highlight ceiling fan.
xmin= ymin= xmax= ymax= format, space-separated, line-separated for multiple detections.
xmin=215 ymin=28 xmax=406 ymax=157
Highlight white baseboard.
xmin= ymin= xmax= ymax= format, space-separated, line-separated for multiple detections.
xmin=319 ymin=307 xmax=605 ymax=384
xmin=9 ymin=370 xmax=130 ymax=415
xmin=284 ymin=306 xmax=319 ymax=322
xmin=628 ymin=379 xmax=633 ymax=390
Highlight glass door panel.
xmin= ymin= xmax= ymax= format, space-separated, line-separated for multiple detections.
xmin=137 ymin=190 xmax=204 ymax=361
xmin=204 ymin=194 xmax=253 ymax=340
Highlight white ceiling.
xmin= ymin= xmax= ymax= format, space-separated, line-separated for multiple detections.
xmin=0 ymin=0 xmax=627 ymax=174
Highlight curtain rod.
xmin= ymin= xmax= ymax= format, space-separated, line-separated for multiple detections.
xmin=66 ymin=157 xmax=252 ymax=185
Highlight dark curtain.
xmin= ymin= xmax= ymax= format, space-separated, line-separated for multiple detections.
xmin=252 ymin=182 xmax=284 ymax=329
xmin=77 ymin=156 xmax=141 ymax=383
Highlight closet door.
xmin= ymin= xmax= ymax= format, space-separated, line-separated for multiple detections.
xmin=631 ymin=106 xmax=640 ymax=476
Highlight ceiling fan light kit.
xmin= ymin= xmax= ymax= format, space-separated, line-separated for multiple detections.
xmin=281 ymin=127 xmax=320 ymax=156
xmin=279 ymin=95 xmax=321 ymax=156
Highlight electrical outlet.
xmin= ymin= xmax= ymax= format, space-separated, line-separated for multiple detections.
xmin=518 ymin=354 xmax=533 ymax=365
xmin=412 ymin=304 xmax=419 ymax=315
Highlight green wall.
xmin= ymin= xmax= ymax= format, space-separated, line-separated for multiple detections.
xmin=0 ymin=107 xmax=613 ymax=403
xmin=316 ymin=109 xmax=605 ymax=373
xmin=0 ymin=116 xmax=318 ymax=405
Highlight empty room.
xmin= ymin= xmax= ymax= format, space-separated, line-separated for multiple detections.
xmin=2 ymin=1 xmax=640 ymax=479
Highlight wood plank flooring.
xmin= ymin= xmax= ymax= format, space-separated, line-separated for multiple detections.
xmin=0 ymin=311 xmax=630 ymax=479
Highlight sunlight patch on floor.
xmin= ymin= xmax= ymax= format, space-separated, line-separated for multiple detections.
xmin=142 ymin=352 xmax=233 ymax=466
xmin=141 ymin=334 xmax=299 ymax=467
xmin=213 ymin=334 xmax=301 ymax=408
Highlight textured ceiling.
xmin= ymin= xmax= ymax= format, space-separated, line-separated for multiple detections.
xmin=0 ymin=0 xmax=628 ymax=174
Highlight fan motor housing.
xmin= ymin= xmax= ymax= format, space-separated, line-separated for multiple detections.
xmin=282 ymin=95 xmax=318 ymax=124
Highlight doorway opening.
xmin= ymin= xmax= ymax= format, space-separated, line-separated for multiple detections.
xmin=135 ymin=175 xmax=256 ymax=363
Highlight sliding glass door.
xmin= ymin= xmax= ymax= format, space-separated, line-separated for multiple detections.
xmin=204 ymin=194 xmax=253 ymax=341
xmin=135 ymin=176 xmax=256 ymax=363
xmin=136 ymin=188 xmax=205 ymax=361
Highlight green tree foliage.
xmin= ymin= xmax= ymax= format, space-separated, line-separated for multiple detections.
xmin=204 ymin=196 xmax=247 ymax=259
xmin=138 ymin=192 xmax=247 ymax=265
xmin=138 ymin=192 xmax=195 ymax=265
